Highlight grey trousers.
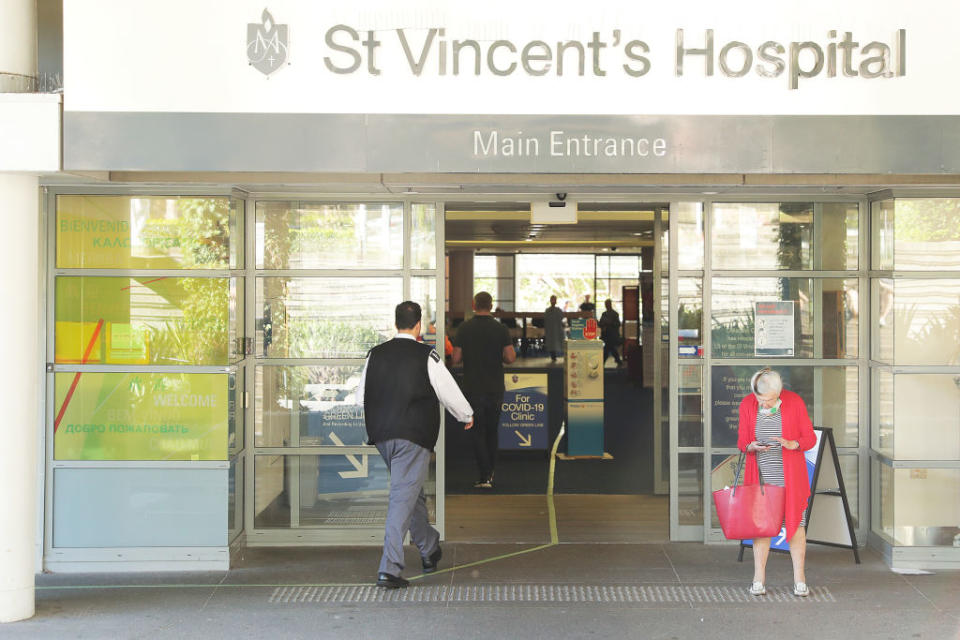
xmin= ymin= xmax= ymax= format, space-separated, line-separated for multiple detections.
xmin=375 ymin=439 xmax=440 ymax=576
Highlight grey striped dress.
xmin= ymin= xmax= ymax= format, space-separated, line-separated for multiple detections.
xmin=755 ymin=410 xmax=808 ymax=528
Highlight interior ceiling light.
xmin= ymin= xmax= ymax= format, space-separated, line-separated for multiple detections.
xmin=702 ymin=191 xmax=719 ymax=195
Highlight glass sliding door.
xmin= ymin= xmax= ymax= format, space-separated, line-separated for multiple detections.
xmin=245 ymin=200 xmax=444 ymax=544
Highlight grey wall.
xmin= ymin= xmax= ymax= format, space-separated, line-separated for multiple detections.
xmin=63 ymin=113 xmax=960 ymax=175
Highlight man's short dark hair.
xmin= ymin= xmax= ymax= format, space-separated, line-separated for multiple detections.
xmin=395 ymin=301 xmax=422 ymax=330
xmin=474 ymin=291 xmax=493 ymax=311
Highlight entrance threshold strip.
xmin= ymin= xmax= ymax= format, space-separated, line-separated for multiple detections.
xmin=406 ymin=423 xmax=567 ymax=582
xmin=268 ymin=584 xmax=837 ymax=604
xmin=39 ymin=427 xmax=570 ymax=594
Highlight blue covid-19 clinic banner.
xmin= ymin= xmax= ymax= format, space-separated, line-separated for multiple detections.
xmin=498 ymin=373 xmax=548 ymax=450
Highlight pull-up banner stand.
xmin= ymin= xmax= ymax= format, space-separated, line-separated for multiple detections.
xmin=738 ymin=427 xmax=860 ymax=564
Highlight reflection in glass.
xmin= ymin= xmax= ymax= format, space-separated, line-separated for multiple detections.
xmin=678 ymin=364 xmax=703 ymax=447
xmin=256 ymin=277 xmax=401 ymax=358
xmin=888 ymin=279 xmax=960 ymax=366
xmin=54 ymin=372 xmax=230 ymax=461
xmin=678 ymin=453 xmax=703 ymax=526
xmin=55 ymin=276 xmax=232 ymax=365
xmin=711 ymin=203 xmax=813 ymax=270
xmin=711 ymin=278 xmax=857 ymax=359
xmin=411 ymin=203 xmax=437 ymax=269
xmin=676 ymin=202 xmax=704 ymax=270
xmin=709 ymin=366 xmax=858 ymax=449
xmin=595 ymin=255 xmax=640 ymax=314
xmin=871 ymin=200 xmax=895 ymax=270
xmin=228 ymin=370 xmax=243 ymax=453
xmin=229 ymin=278 xmax=245 ymax=364
xmin=255 ymin=366 xmax=365 ymax=448
xmin=820 ymin=203 xmax=859 ymax=270
xmin=229 ymin=456 xmax=243 ymax=538
xmin=255 ymin=455 xmax=437 ymax=530
xmin=872 ymin=368 xmax=894 ymax=457
xmin=256 ymin=201 xmax=403 ymax=269
xmin=890 ymin=199 xmax=960 ymax=271
xmin=873 ymin=461 xmax=960 ymax=546
xmin=838 ymin=454 xmax=859 ymax=528
xmin=892 ymin=374 xmax=960 ymax=460
xmin=710 ymin=453 xmax=741 ymax=528
xmin=871 ymin=279 xmax=894 ymax=362
xmin=678 ymin=278 xmax=702 ymax=357
xmin=56 ymin=196 xmax=236 ymax=270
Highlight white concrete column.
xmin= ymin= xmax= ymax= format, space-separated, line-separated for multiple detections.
xmin=0 ymin=175 xmax=40 ymax=623
xmin=0 ymin=0 xmax=40 ymax=624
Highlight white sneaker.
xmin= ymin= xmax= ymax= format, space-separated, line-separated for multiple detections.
xmin=793 ymin=582 xmax=809 ymax=597
xmin=749 ymin=581 xmax=766 ymax=596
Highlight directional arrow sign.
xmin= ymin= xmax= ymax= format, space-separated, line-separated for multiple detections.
xmin=327 ymin=432 xmax=369 ymax=479
xmin=515 ymin=430 xmax=533 ymax=447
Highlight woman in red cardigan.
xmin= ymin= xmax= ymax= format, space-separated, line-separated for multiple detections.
xmin=737 ymin=368 xmax=817 ymax=597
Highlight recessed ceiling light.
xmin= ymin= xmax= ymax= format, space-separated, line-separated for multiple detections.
xmin=632 ymin=232 xmax=643 ymax=236
xmin=702 ymin=191 xmax=719 ymax=195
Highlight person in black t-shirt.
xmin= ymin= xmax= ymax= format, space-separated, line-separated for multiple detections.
xmin=598 ymin=298 xmax=623 ymax=366
xmin=579 ymin=294 xmax=596 ymax=316
xmin=452 ymin=291 xmax=516 ymax=489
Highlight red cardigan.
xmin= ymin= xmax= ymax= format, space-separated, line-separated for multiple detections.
xmin=737 ymin=389 xmax=817 ymax=542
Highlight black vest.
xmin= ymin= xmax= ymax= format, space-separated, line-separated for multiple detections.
xmin=363 ymin=338 xmax=441 ymax=451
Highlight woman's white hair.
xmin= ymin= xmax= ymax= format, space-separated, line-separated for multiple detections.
xmin=752 ymin=368 xmax=783 ymax=395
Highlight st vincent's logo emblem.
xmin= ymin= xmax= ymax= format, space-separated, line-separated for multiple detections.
xmin=247 ymin=8 xmax=288 ymax=76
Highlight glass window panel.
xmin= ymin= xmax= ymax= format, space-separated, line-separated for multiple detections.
xmin=892 ymin=374 xmax=960 ymax=460
xmin=256 ymin=277 xmax=401 ymax=358
xmin=871 ymin=279 xmax=894 ymax=363
xmin=596 ymin=255 xmax=611 ymax=279
xmin=710 ymin=365 xmax=858 ymax=449
xmin=872 ymin=458 xmax=895 ymax=544
xmin=678 ymin=364 xmax=703 ymax=447
xmin=56 ymin=196 xmax=235 ymax=270
xmin=256 ymin=454 xmax=426 ymax=530
xmin=879 ymin=465 xmax=960 ymax=547
xmin=516 ymin=254 xmax=595 ymax=312
xmin=711 ymin=278 xmax=856 ymax=359
xmin=678 ymin=453 xmax=703 ymax=526
xmin=229 ymin=277 xmax=244 ymax=364
xmin=872 ymin=367 xmax=894 ymax=457
xmin=256 ymin=201 xmax=403 ymax=269
xmin=230 ymin=198 xmax=244 ymax=269
xmin=871 ymin=200 xmax=895 ymax=270
xmin=54 ymin=372 xmax=230 ymax=461
xmin=229 ymin=456 xmax=243 ymax=538
xmin=838 ymin=454 xmax=859 ymax=529
xmin=228 ymin=369 xmax=243 ymax=453
xmin=678 ymin=278 xmax=702 ymax=357
xmin=820 ymin=203 xmax=859 ymax=270
xmin=892 ymin=198 xmax=960 ymax=270
xmin=411 ymin=203 xmax=437 ymax=269
xmin=676 ymin=202 xmax=704 ymax=270
xmin=889 ymin=279 xmax=960 ymax=366
xmin=255 ymin=365 xmax=365 ymax=448
xmin=55 ymin=276 xmax=230 ymax=365
xmin=711 ymin=203 xmax=813 ymax=270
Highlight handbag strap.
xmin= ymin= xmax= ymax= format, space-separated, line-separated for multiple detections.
xmin=731 ymin=450 xmax=768 ymax=496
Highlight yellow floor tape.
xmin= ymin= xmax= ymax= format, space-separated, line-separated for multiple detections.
xmin=408 ymin=423 xmax=566 ymax=581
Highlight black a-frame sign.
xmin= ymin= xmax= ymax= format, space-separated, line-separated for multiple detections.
xmin=738 ymin=427 xmax=860 ymax=563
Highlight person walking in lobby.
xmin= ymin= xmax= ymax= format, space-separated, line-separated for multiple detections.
xmin=579 ymin=294 xmax=596 ymax=316
xmin=598 ymin=298 xmax=623 ymax=366
xmin=452 ymin=291 xmax=517 ymax=489
xmin=544 ymin=295 xmax=564 ymax=362
xmin=737 ymin=368 xmax=817 ymax=597
xmin=356 ymin=301 xmax=474 ymax=589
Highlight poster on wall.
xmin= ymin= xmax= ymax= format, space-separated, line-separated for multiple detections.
xmin=754 ymin=301 xmax=794 ymax=357
xmin=498 ymin=373 xmax=548 ymax=450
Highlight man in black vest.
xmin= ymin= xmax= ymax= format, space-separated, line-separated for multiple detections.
xmin=356 ymin=301 xmax=473 ymax=589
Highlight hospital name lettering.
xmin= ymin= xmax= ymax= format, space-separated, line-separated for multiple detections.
xmin=324 ymin=27 xmax=906 ymax=90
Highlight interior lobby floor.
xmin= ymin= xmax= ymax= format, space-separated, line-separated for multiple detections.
xmin=445 ymin=494 xmax=668 ymax=544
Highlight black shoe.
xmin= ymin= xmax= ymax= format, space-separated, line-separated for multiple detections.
xmin=376 ymin=572 xmax=409 ymax=589
xmin=422 ymin=546 xmax=442 ymax=573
